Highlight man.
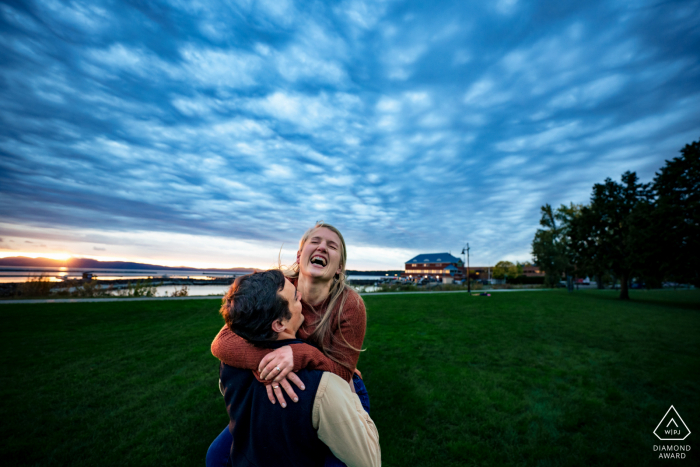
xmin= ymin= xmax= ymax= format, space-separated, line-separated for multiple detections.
xmin=215 ymin=269 xmax=380 ymax=467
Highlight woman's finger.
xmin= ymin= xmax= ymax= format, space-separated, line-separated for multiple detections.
xmin=260 ymin=360 xmax=276 ymax=380
xmin=285 ymin=372 xmax=306 ymax=391
xmin=273 ymin=364 xmax=293 ymax=382
xmin=258 ymin=353 xmax=274 ymax=373
xmin=263 ymin=361 xmax=283 ymax=380
xmin=272 ymin=383 xmax=287 ymax=408
xmin=265 ymin=384 xmax=276 ymax=404
xmin=259 ymin=362 xmax=270 ymax=380
xmin=279 ymin=378 xmax=298 ymax=403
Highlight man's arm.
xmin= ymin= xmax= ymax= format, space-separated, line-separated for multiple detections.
xmin=312 ymin=373 xmax=380 ymax=467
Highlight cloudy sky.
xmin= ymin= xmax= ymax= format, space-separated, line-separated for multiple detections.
xmin=1 ymin=0 xmax=698 ymax=270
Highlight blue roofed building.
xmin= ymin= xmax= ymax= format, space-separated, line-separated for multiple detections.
xmin=403 ymin=252 xmax=465 ymax=283
xmin=403 ymin=253 xmax=543 ymax=284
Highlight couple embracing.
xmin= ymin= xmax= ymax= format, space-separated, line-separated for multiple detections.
xmin=206 ymin=223 xmax=381 ymax=467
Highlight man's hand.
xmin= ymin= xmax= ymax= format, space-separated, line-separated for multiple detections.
xmin=265 ymin=373 xmax=306 ymax=407
xmin=259 ymin=345 xmax=294 ymax=381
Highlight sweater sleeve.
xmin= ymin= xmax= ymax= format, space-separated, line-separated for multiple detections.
xmin=210 ymin=325 xmax=271 ymax=369
xmin=210 ymin=289 xmax=366 ymax=382
xmin=210 ymin=325 xmax=350 ymax=379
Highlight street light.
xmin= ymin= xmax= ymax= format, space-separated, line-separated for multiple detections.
xmin=461 ymin=243 xmax=470 ymax=293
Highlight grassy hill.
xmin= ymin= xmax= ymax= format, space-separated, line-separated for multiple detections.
xmin=1 ymin=290 xmax=698 ymax=466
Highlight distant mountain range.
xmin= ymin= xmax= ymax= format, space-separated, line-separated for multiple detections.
xmin=0 ymin=256 xmax=403 ymax=275
xmin=0 ymin=256 xmax=256 ymax=272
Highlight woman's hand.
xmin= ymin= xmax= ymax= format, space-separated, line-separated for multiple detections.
xmin=259 ymin=345 xmax=294 ymax=381
xmin=265 ymin=374 xmax=306 ymax=407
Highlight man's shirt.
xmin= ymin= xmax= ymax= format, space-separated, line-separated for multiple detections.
xmin=218 ymin=338 xmax=380 ymax=467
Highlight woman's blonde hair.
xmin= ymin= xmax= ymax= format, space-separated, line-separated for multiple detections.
xmin=283 ymin=222 xmax=363 ymax=372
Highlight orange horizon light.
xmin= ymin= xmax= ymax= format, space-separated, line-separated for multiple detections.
xmin=0 ymin=251 xmax=72 ymax=261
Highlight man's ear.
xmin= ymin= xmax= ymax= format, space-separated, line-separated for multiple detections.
xmin=271 ymin=319 xmax=286 ymax=334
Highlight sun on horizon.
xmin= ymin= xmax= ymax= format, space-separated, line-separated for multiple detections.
xmin=0 ymin=251 xmax=73 ymax=261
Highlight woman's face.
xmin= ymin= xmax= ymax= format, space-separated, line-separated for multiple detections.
xmin=297 ymin=227 xmax=343 ymax=282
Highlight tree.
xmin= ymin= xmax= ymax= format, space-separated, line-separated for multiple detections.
xmin=651 ymin=140 xmax=700 ymax=286
xmin=531 ymin=203 xmax=578 ymax=288
xmin=492 ymin=261 xmax=520 ymax=281
xmin=568 ymin=205 xmax=607 ymax=288
xmin=572 ymin=172 xmax=653 ymax=300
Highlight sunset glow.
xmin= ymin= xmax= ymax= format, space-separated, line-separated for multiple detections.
xmin=0 ymin=252 xmax=72 ymax=261
xmin=0 ymin=1 xmax=698 ymax=269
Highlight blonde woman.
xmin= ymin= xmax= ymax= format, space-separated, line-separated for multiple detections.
xmin=207 ymin=223 xmax=369 ymax=467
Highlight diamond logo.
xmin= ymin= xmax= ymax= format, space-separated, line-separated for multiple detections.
xmin=654 ymin=406 xmax=691 ymax=441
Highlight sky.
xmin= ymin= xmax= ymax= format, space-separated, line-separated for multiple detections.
xmin=1 ymin=0 xmax=699 ymax=270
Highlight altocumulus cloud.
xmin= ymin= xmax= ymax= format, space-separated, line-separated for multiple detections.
xmin=0 ymin=0 xmax=699 ymax=268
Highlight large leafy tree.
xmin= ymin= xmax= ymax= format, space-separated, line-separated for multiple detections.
xmin=568 ymin=205 xmax=607 ymax=288
xmin=652 ymin=140 xmax=700 ymax=286
xmin=532 ymin=204 xmax=578 ymax=288
xmin=492 ymin=261 xmax=521 ymax=280
xmin=572 ymin=172 xmax=653 ymax=300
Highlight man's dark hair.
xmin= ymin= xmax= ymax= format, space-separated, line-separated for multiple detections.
xmin=219 ymin=269 xmax=291 ymax=346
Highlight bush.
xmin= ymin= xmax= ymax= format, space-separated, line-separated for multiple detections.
xmin=118 ymin=280 xmax=158 ymax=297
xmin=376 ymin=283 xmax=419 ymax=293
xmin=15 ymin=275 xmax=54 ymax=298
xmin=52 ymin=279 xmax=114 ymax=298
xmin=170 ymin=285 xmax=189 ymax=297
xmin=506 ymin=275 xmax=545 ymax=285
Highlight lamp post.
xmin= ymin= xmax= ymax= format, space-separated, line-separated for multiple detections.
xmin=462 ymin=243 xmax=470 ymax=293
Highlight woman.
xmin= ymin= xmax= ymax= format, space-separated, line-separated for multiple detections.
xmin=206 ymin=223 xmax=369 ymax=467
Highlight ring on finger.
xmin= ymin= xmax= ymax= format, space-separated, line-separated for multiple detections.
xmin=275 ymin=366 xmax=281 ymax=372
xmin=273 ymin=385 xmax=279 ymax=389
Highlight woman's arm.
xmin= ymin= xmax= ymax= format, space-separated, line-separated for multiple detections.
xmin=211 ymin=290 xmax=367 ymax=381
xmin=210 ymin=325 xmax=345 ymax=376
xmin=262 ymin=290 xmax=367 ymax=382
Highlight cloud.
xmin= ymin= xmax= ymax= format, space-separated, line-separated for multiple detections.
xmin=180 ymin=45 xmax=262 ymax=88
xmin=0 ymin=0 xmax=698 ymax=268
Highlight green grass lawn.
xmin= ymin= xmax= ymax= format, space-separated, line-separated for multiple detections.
xmin=1 ymin=290 xmax=698 ymax=466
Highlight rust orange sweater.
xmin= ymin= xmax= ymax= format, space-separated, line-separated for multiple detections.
xmin=211 ymin=285 xmax=366 ymax=382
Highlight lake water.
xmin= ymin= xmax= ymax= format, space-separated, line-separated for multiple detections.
xmin=0 ymin=266 xmax=251 ymax=283
xmin=2 ymin=267 xmax=386 ymax=296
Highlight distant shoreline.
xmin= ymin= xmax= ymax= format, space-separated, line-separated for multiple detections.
xmin=0 ymin=256 xmax=403 ymax=276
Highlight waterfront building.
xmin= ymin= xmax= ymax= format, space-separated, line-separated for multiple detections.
xmin=403 ymin=252 xmax=465 ymax=283
xmin=403 ymin=253 xmax=544 ymax=284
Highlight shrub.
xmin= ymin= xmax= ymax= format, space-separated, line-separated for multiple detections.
xmin=506 ymin=275 xmax=545 ymax=285
xmin=119 ymin=280 xmax=158 ymax=297
xmin=15 ymin=275 xmax=54 ymax=298
xmin=53 ymin=279 xmax=114 ymax=298
xmin=170 ymin=285 xmax=189 ymax=297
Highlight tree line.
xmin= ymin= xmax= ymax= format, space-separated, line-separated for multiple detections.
xmin=531 ymin=140 xmax=699 ymax=299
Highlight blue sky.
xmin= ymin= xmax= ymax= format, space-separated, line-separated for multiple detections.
xmin=1 ymin=0 xmax=698 ymax=270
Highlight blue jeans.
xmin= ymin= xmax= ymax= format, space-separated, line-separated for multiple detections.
xmin=206 ymin=425 xmax=232 ymax=467
xmin=206 ymin=374 xmax=370 ymax=467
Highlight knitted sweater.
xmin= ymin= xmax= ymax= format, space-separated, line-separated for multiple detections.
xmin=211 ymin=285 xmax=366 ymax=382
